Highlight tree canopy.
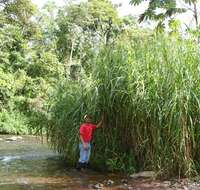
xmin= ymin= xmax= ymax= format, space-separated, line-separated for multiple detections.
xmin=130 ymin=0 xmax=199 ymax=31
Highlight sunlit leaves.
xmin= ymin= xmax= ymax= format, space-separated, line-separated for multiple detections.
xmin=130 ymin=0 xmax=187 ymax=31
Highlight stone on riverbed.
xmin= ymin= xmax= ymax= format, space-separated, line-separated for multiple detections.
xmin=88 ymin=183 xmax=104 ymax=190
xmin=0 ymin=138 xmax=3 ymax=141
xmin=94 ymin=183 xmax=104 ymax=189
xmin=121 ymin=179 xmax=128 ymax=184
xmin=5 ymin=136 xmax=23 ymax=141
xmin=118 ymin=184 xmax=134 ymax=190
xmin=130 ymin=171 xmax=156 ymax=179
xmin=103 ymin=179 xmax=114 ymax=186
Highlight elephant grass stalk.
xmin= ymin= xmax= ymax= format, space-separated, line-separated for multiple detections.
xmin=46 ymin=34 xmax=200 ymax=177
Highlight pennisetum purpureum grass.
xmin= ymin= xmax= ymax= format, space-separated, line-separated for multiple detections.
xmin=46 ymin=34 xmax=200 ymax=177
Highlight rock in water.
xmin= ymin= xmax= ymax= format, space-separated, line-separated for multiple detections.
xmin=130 ymin=171 xmax=156 ymax=179
xmin=107 ymin=179 xmax=114 ymax=185
xmin=5 ymin=136 xmax=23 ymax=141
xmin=121 ymin=179 xmax=128 ymax=184
xmin=103 ymin=179 xmax=114 ymax=186
xmin=94 ymin=183 xmax=104 ymax=190
xmin=6 ymin=136 xmax=18 ymax=141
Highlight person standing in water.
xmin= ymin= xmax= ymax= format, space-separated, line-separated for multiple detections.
xmin=76 ymin=114 xmax=104 ymax=170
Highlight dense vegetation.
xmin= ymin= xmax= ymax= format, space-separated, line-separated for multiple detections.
xmin=1 ymin=0 xmax=200 ymax=177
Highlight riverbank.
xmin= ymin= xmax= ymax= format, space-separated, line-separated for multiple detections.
xmin=0 ymin=135 xmax=200 ymax=190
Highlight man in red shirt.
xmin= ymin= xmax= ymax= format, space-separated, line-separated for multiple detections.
xmin=76 ymin=114 xmax=103 ymax=170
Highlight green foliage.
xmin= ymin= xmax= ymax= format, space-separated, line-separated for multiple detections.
xmin=106 ymin=152 xmax=136 ymax=173
xmin=3 ymin=0 xmax=38 ymax=38
xmin=1 ymin=0 xmax=200 ymax=177
xmin=130 ymin=0 xmax=186 ymax=30
xmin=0 ymin=69 xmax=14 ymax=108
xmin=4 ymin=0 xmax=36 ymax=24
xmin=46 ymin=35 xmax=200 ymax=176
xmin=0 ymin=0 xmax=63 ymax=134
xmin=55 ymin=0 xmax=122 ymax=70
xmin=26 ymin=51 xmax=63 ymax=79
xmin=0 ymin=110 xmax=29 ymax=134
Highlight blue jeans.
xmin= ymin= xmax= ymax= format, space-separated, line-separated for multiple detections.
xmin=79 ymin=143 xmax=91 ymax=163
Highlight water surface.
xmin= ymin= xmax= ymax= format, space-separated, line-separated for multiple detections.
xmin=0 ymin=135 xmax=194 ymax=190
xmin=0 ymin=135 xmax=121 ymax=190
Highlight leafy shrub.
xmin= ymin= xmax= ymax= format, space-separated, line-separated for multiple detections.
xmin=0 ymin=110 xmax=29 ymax=134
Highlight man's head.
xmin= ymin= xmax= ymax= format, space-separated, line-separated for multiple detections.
xmin=84 ymin=114 xmax=92 ymax=123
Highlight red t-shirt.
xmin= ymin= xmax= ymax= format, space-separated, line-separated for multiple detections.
xmin=79 ymin=123 xmax=96 ymax=143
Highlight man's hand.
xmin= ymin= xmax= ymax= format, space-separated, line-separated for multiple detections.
xmin=96 ymin=113 xmax=105 ymax=128
xmin=83 ymin=143 xmax=88 ymax=150
xmin=80 ymin=135 xmax=88 ymax=150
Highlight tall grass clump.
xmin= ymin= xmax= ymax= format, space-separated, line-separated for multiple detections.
xmin=46 ymin=34 xmax=200 ymax=177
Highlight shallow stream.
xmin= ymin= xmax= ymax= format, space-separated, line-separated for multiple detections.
xmin=0 ymin=135 xmax=198 ymax=190
xmin=0 ymin=135 xmax=122 ymax=190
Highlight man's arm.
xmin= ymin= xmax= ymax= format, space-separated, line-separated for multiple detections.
xmin=96 ymin=114 xmax=104 ymax=128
